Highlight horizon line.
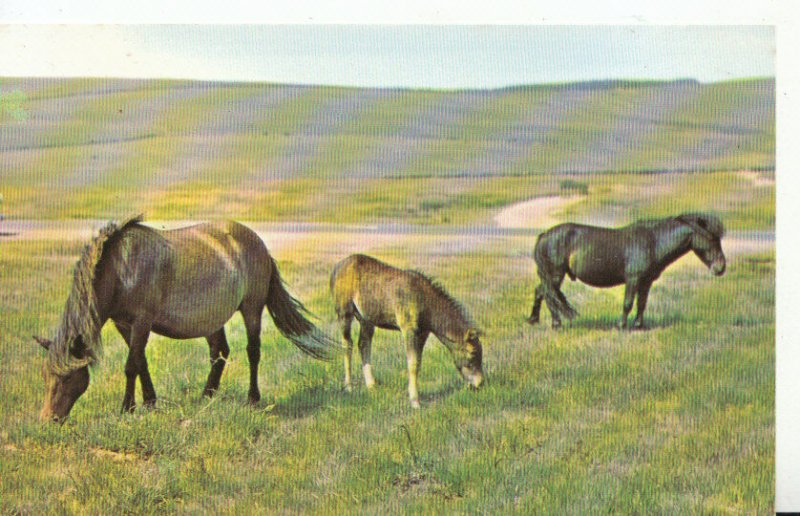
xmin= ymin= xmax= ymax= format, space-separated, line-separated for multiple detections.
xmin=0 ymin=74 xmax=776 ymax=93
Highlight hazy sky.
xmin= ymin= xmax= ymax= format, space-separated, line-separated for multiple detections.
xmin=0 ymin=25 xmax=774 ymax=88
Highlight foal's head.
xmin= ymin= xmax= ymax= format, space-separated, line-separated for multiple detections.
xmin=680 ymin=214 xmax=726 ymax=276
xmin=35 ymin=336 xmax=92 ymax=423
xmin=454 ymin=328 xmax=484 ymax=389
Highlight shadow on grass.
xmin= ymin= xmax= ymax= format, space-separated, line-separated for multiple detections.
xmin=418 ymin=381 xmax=464 ymax=406
xmin=268 ymin=384 xmax=344 ymax=419
xmin=537 ymin=313 xmax=687 ymax=331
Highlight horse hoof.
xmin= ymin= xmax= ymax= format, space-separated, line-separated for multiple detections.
xmin=410 ymin=399 xmax=421 ymax=409
xmin=343 ymin=384 xmax=353 ymax=393
xmin=248 ymin=392 xmax=261 ymax=405
xmin=526 ymin=317 xmax=539 ymax=325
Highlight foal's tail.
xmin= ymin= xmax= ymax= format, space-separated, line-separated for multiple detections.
xmin=266 ymin=257 xmax=339 ymax=361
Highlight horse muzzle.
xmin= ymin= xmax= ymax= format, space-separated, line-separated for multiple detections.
xmin=462 ymin=369 xmax=484 ymax=390
xmin=39 ymin=408 xmax=66 ymax=424
xmin=711 ymin=259 xmax=726 ymax=276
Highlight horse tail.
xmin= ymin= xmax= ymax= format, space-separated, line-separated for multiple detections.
xmin=541 ymin=284 xmax=578 ymax=321
xmin=265 ymin=257 xmax=339 ymax=361
xmin=534 ymin=229 xmax=579 ymax=321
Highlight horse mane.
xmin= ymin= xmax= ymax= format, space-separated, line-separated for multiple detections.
xmin=675 ymin=212 xmax=725 ymax=240
xmin=409 ymin=269 xmax=477 ymax=330
xmin=48 ymin=214 xmax=144 ymax=374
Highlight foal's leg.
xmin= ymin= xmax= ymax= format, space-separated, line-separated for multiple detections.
xmin=121 ymin=320 xmax=155 ymax=412
xmin=203 ymin=328 xmax=230 ymax=397
xmin=241 ymin=308 xmax=263 ymax=404
xmin=527 ymin=283 xmax=545 ymax=325
xmin=403 ymin=328 xmax=429 ymax=409
xmin=357 ymin=322 xmax=376 ymax=389
xmin=632 ymin=282 xmax=652 ymax=330
xmin=338 ymin=313 xmax=355 ymax=391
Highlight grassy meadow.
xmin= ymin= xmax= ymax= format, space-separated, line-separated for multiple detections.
xmin=0 ymin=77 xmax=775 ymax=513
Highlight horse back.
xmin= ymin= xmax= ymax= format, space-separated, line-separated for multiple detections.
xmin=99 ymin=220 xmax=270 ymax=338
xmin=535 ymin=223 xmax=636 ymax=285
xmin=331 ymin=254 xmax=424 ymax=331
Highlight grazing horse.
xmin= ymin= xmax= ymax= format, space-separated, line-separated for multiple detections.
xmin=36 ymin=215 xmax=338 ymax=422
xmin=527 ymin=213 xmax=726 ymax=329
xmin=330 ymin=254 xmax=484 ymax=408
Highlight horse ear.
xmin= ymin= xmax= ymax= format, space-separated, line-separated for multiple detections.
xmin=34 ymin=335 xmax=52 ymax=351
xmin=465 ymin=328 xmax=484 ymax=342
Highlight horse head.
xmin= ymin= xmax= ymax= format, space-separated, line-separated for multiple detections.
xmin=678 ymin=213 xmax=726 ymax=276
xmin=35 ymin=335 xmax=92 ymax=423
xmin=455 ymin=328 xmax=484 ymax=389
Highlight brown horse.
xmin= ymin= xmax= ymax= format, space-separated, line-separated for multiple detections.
xmin=330 ymin=254 xmax=484 ymax=409
xmin=36 ymin=216 xmax=338 ymax=422
xmin=527 ymin=213 xmax=726 ymax=329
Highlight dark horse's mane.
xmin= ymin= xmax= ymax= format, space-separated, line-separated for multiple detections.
xmin=48 ymin=214 xmax=144 ymax=374
xmin=408 ymin=269 xmax=477 ymax=330
xmin=675 ymin=212 xmax=725 ymax=239
xmin=632 ymin=213 xmax=724 ymax=240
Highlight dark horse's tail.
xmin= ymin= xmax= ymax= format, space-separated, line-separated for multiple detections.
xmin=534 ymin=231 xmax=579 ymax=321
xmin=266 ymin=257 xmax=339 ymax=361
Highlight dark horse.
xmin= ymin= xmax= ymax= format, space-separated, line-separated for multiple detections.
xmin=330 ymin=254 xmax=484 ymax=408
xmin=527 ymin=213 xmax=726 ymax=329
xmin=36 ymin=216 xmax=338 ymax=422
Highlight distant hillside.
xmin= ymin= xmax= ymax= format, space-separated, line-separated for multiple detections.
xmin=0 ymin=77 xmax=774 ymax=186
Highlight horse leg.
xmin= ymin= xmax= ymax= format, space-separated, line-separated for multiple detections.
xmin=618 ymin=279 xmax=638 ymax=330
xmin=403 ymin=329 xmax=428 ymax=409
xmin=203 ymin=328 xmax=230 ymax=397
xmin=242 ymin=308 xmax=263 ymax=404
xmin=357 ymin=322 xmax=376 ymax=389
xmin=121 ymin=320 xmax=154 ymax=412
xmin=632 ymin=282 xmax=652 ymax=330
xmin=527 ymin=283 xmax=545 ymax=325
xmin=338 ymin=313 xmax=355 ymax=392
xmin=547 ymin=276 xmax=568 ymax=329
xmin=114 ymin=322 xmax=136 ymax=413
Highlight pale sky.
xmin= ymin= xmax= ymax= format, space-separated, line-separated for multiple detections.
xmin=0 ymin=25 xmax=775 ymax=88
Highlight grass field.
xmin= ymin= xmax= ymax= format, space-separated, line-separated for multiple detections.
xmin=0 ymin=228 xmax=774 ymax=513
xmin=0 ymin=77 xmax=775 ymax=513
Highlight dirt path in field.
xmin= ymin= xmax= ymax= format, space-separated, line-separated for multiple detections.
xmin=738 ymin=170 xmax=775 ymax=187
xmin=493 ymin=195 xmax=585 ymax=229
xmin=0 ymin=215 xmax=773 ymax=259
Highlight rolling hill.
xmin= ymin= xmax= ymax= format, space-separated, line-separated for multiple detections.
xmin=0 ymin=77 xmax=775 ymax=220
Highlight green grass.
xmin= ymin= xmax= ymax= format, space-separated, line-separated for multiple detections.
xmin=3 ymin=170 xmax=774 ymax=230
xmin=0 ymin=230 xmax=774 ymax=513
xmin=559 ymin=171 xmax=775 ymax=230
xmin=0 ymin=77 xmax=774 ymax=223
